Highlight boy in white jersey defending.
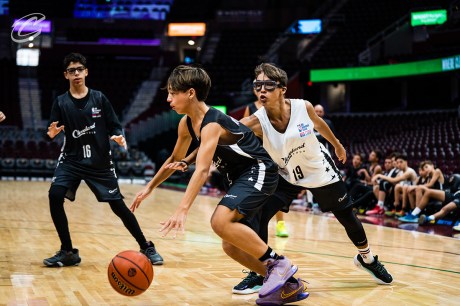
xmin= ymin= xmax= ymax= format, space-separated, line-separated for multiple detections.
xmin=238 ymin=63 xmax=393 ymax=286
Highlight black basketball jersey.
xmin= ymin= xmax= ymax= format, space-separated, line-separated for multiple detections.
xmin=186 ymin=107 xmax=277 ymax=182
xmin=48 ymin=89 xmax=123 ymax=169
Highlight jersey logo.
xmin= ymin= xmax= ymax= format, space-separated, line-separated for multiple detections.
xmin=280 ymin=143 xmax=306 ymax=166
xmin=108 ymin=188 xmax=118 ymax=194
xmin=338 ymin=193 xmax=347 ymax=202
xmin=297 ymin=122 xmax=312 ymax=137
xmin=92 ymin=107 xmax=101 ymax=118
xmin=72 ymin=123 xmax=96 ymax=138
xmin=223 ymin=194 xmax=237 ymax=199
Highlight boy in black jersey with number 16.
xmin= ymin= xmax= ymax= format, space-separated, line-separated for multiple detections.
xmin=43 ymin=53 xmax=163 ymax=267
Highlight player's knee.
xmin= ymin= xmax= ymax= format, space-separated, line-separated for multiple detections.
xmin=48 ymin=186 xmax=66 ymax=204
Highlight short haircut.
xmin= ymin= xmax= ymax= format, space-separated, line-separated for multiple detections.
xmin=254 ymin=63 xmax=288 ymax=87
xmin=395 ymin=153 xmax=408 ymax=161
xmin=167 ymin=65 xmax=211 ymax=102
xmin=419 ymin=160 xmax=433 ymax=169
xmin=63 ymin=53 xmax=87 ymax=71
xmin=372 ymin=149 xmax=383 ymax=161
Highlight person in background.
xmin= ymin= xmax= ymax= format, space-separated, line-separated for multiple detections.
xmin=313 ymin=104 xmax=335 ymax=154
xmin=0 ymin=111 xmax=5 ymax=122
xmin=244 ymin=92 xmax=289 ymax=238
xmin=43 ymin=52 xmax=163 ymax=267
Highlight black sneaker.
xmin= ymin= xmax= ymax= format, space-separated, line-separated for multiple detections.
xmin=353 ymin=255 xmax=393 ymax=285
xmin=43 ymin=249 xmax=81 ymax=267
xmin=232 ymin=270 xmax=264 ymax=295
xmin=141 ymin=241 xmax=164 ymax=265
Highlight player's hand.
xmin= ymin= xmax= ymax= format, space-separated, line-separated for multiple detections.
xmin=335 ymin=144 xmax=347 ymax=164
xmin=110 ymin=135 xmax=127 ymax=150
xmin=371 ymin=174 xmax=380 ymax=183
xmin=159 ymin=208 xmax=188 ymax=238
xmin=0 ymin=111 xmax=6 ymax=123
xmin=130 ymin=188 xmax=152 ymax=212
xmin=47 ymin=121 xmax=65 ymax=138
xmin=165 ymin=161 xmax=188 ymax=172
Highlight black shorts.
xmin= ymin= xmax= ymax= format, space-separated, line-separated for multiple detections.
xmin=379 ymin=179 xmax=393 ymax=192
xmin=443 ymin=190 xmax=460 ymax=209
xmin=309 ymin=180 xmax=353 ymax=212
xmin=51 ymin=160 xmax=123 ymax=202
xmin=244 ymin=177 xmax=304 ymax=239
xmin=218 ymin=164 xmax=278 ymax=220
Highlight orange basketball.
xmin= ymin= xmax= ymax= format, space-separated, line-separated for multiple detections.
xmin=107 ymin=250 xmax=154 ymax=296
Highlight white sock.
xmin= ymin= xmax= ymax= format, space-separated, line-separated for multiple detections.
xmin=377 ymin=201 xmax=384 ymax=208
xmin=358 ymin=246 xmax=375 ymax=264
xmin=412 ymin=207 xmax=421 ymax=216
xmin=427 ymin=215 xmax=435 ymax=221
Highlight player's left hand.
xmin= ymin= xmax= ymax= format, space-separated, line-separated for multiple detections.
xmin=110 ymin=135 xmax=127 ymax=149
xmin=159 ymin=208 xmax=188 ymax=238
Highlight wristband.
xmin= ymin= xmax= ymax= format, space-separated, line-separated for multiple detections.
xmin=180 ymin=160 xmax=189 ymax=166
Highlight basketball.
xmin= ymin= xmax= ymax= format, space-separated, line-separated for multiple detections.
xmin=107 ymin=250 xmax=154 ymax=296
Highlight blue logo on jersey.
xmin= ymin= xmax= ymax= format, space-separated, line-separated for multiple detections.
xmin=297 ymin=123 xmax=311 ymax=137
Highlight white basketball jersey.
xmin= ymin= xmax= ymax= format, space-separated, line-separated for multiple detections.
xmin=254 ymin=99 xmax=340 ymax=188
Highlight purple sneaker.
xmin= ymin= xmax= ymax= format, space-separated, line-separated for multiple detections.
xmin=258 ymin=256 xmax=298 ymax=297
xmin=256 ymin=278 xmax=309 ymax=305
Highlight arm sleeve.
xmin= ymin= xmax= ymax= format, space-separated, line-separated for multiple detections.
xmin=101 ymin=93 xmax=123 ymax=136
xmin=43 ymin=98 xmax=62 ymax=141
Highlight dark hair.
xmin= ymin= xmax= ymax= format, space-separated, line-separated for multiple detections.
xmin=372 ymin=149 xmax=383 ymax=161
xmin=419 ymin=160 xmax=433 ymax=169
xmin=254 ymin=63 xmax=288 ymax=87
xmin=63 ymin=53 xmax=87 ymax=71
xmin=167 ymin=65 xmax=211 ymax=101
xmin=395 ymin=153 xmax=408 ymax=161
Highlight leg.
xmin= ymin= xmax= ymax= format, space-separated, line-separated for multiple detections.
xmin=399 ymin=189 xmax=446 ymax=222
xmin=109 ymin=199 xmax=164 ymax=265
xmin=43 ymin=185 xmax=81 ymax=267
xmin=211 ymin=205 xmax=297 ymax=296
xmin=333 ymin=206 xmax=393 ymax=285
xmin=48 ymin=185 xmax=72 ymax=251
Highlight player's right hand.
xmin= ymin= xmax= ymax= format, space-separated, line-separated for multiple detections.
xmin=130 ymin=188 xmax=152 ymax=212
xmin=47 ymin=121 xmax=65 ymax=138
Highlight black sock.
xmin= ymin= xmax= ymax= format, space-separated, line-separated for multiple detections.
xmin=259 ymin=247 xmax=279 ymax=262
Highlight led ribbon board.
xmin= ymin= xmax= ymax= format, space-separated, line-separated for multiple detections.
xmin=310 ymin=54 xmax=460 ymax=82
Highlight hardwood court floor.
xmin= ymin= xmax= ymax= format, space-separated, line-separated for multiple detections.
xmin=1 ymin=181 xmax=460 ymax=306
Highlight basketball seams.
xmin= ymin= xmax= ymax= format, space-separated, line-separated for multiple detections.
xmin=110 ymin=259 xmax=148 ymax=291
xmin=116 ymin=253 xmax=153 ymax=284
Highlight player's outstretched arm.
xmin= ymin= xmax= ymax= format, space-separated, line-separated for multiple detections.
xmin=159 ymin=123 xmax=220 ymax=238
xmin=130 ymin=117 xmax=192 ymax=212
xmin=306 ymin=101 xmax=346 ymax=163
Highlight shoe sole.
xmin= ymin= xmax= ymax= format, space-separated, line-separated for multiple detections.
xmin=276 ymin=233 xmax=289 ymax=237
xmin=151 ymin=260 xmax=164 ymax=265
xmin=43 ymin=260 xmax=81 ymax=267
xmin=259 ymin=265 xmax=298 ymax=297
xmin=353 ymin=256 xmax=392 ymax=285
xmin=256 ymin=291 xmax=309 ymax=305
xmin=232 ymin=285 xmax=261 ymax=295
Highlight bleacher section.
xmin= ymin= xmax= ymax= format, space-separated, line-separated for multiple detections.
xmin=332 ymin=110 xmax=460 ymax=175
